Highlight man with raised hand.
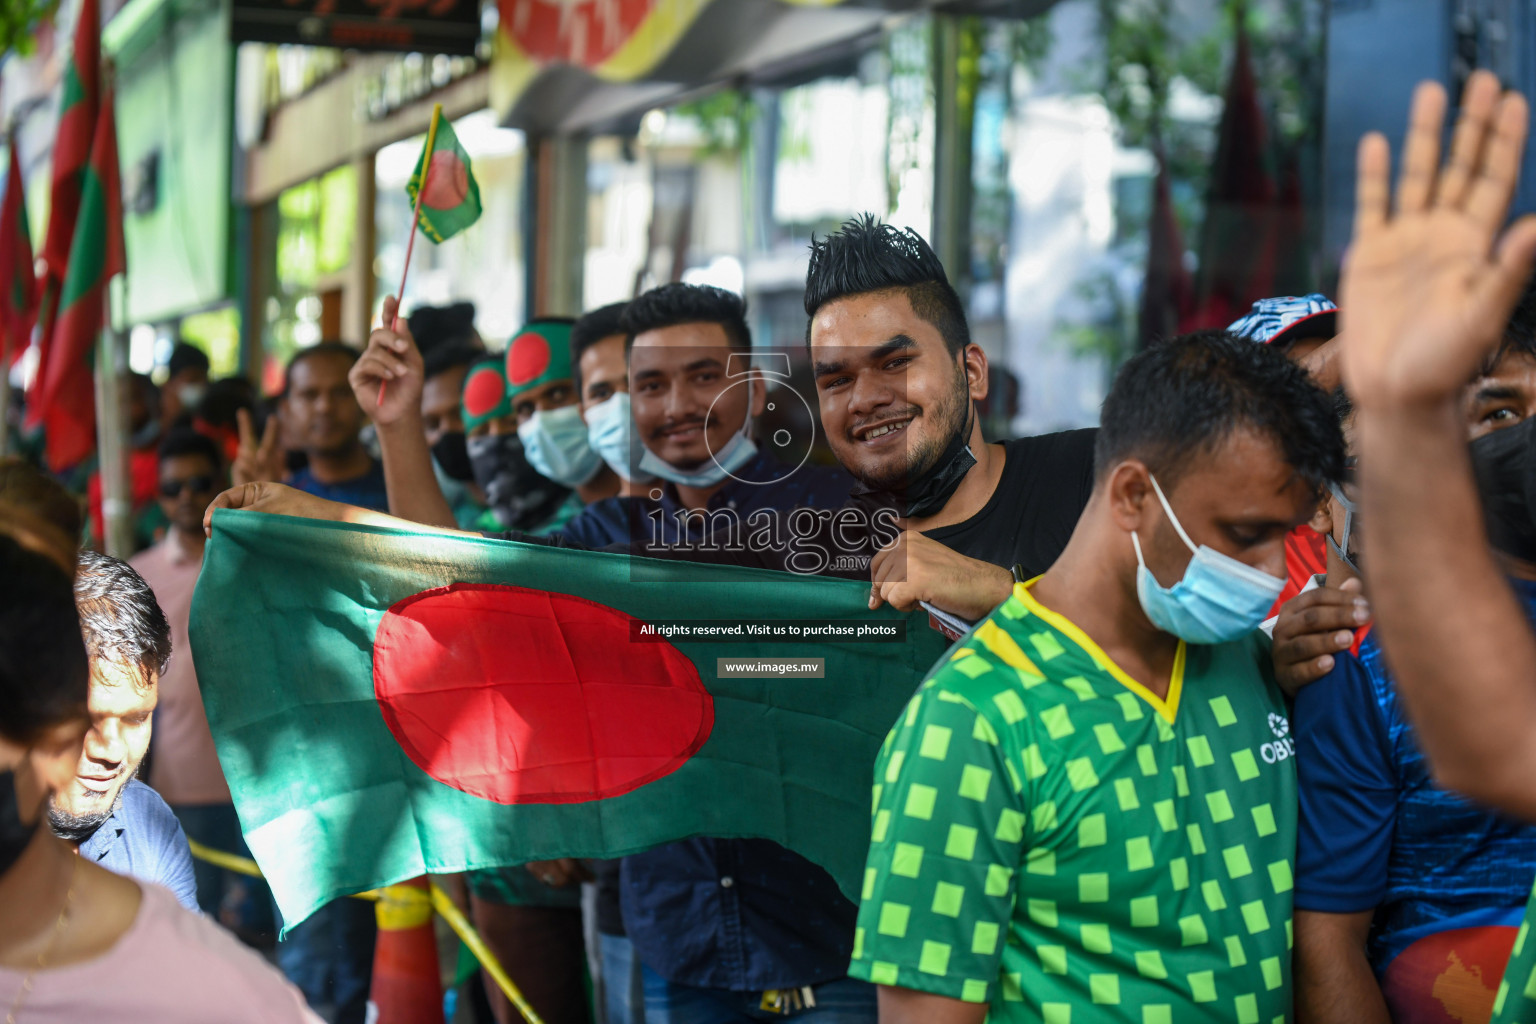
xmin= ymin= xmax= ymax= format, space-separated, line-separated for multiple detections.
xmin=853 ymin=330 xmax=1343 ymax=1023
xmin=1326 ymin=69 xmax=1536 ymax=1022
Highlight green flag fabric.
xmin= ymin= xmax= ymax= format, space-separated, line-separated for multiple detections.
xmin=191 ymin=510 xmax=950 ymax=929
xmin=405 ymin=116 xmax=481 ymax=243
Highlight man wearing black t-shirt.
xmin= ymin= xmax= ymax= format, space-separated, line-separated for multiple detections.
xmin=800 ymin=215 xmax=1094 ymax=619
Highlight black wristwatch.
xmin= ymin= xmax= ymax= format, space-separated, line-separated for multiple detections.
xmin=1010 ymin=563 xmax=1027 ymax=585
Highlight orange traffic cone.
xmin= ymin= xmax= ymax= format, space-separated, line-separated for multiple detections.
xmin=368 ymin=877 xmax=445 ymax=1024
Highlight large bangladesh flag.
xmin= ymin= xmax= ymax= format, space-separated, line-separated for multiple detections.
xmin=191 ymin=510 xmax=950 ymax=929
xmin=405 ymin=108 xmax=481 ymax=244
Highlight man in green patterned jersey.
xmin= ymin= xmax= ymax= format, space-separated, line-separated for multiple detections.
xmin=852 ymin=330 xmax=1345 ymax=1023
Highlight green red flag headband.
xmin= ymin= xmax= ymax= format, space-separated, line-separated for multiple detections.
xmin=461 ymin=356 xmax=512 ymax=432
xmin=191 ymin=510 xmax=950 ymax=930
xmin=503 ymin=320 xmax=574 ymax=401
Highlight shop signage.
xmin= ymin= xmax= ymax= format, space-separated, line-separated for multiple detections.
xmin=231 ymin=0 xmax=481 ymax=55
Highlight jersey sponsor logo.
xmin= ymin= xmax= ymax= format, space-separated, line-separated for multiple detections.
xmin=1262 ymin=712 xmax=1294 ymax=763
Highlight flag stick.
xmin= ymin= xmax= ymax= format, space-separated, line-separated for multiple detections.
xmin=379 ymin=103 xmax=442 ymax=406
xmin=392 ymin=102 xmax=443 ymax=330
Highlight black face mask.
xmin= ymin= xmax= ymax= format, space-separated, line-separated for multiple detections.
xmin=432 ymin=431 xmax=475 ymax=482
xmin=1470 ymin=416 xmax=1536 ymax=563
xmin=0 ymin=770 xmax=39 ymax=877
xmin=467 ymin=432 xmax=573 ymax=532
xmin=849 ymin=400 xmax=977 ymax=520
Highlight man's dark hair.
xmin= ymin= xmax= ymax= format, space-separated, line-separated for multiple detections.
xmin=195 ymin=376 xmax=255 ymax=431
xmin=1095 ymin=330 xmax=1344 ymax=495
xmin=284 ymin=341 xmax=360 ymax=394
xmin=803 ymin=213 xmax=971 ymax=356
xmin=423 ymin=340 xmax=484 ymax=384
xmin=408 ymin=302 xmax=477 ymax=354
xmin=158 ymin=426 xmax=223 ymax=470
xmin=0 ymin=457 xmax=83 ymax=541
xmin=572 ymin=302 xmax=629 ymax=374
xmin=1485 ymin=275 xmax=1536 ymax=373
xmin=129 ymin=371 xmax=159 ymax=410
xmin=1332 ymin=385 xmax=1354 ymax=428
xmin=621 ymin=284 xmax=750 ymax=352
xmin=0 ymin=536 xmax=88 ymax=744
xmin=74 ymin=549 xmax=172 ymax=685
xmin=167 ymin=342 xmax=210 ymax=379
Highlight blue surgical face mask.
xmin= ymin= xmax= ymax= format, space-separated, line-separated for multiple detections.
xmin=517 ymin=404 xmax=603 ymax=487
xmin=585 ymin=393 xmax=654 ymax=484
xmin=638 ymin=414 xmax=757 ymax=490
xmin=1132 ymin=474 xmax=1285 ymax=645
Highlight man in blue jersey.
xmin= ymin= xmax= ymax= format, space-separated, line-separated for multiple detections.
xmin=1293 ymin=300 xmax=1536 ymax=1023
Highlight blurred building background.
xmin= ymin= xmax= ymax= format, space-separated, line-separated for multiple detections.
xmin=3 ymin=0 xmax=1513 ymax=436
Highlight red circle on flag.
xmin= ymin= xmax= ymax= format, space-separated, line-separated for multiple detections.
xmin=372 ymin=583 xmax=714 ymax=805
xmin=505 ymin=333 xmax=551 ymax=387
xmin=462 ymin=367 xmax=506 ymax=419
xmin=422 ymin=150 xmax=471 ymax=211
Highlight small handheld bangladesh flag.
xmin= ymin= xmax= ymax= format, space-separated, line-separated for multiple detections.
xmin=190 ymin=511 xmax=951 ymax=930
xmin=405 ymin=105 xmax=481 ymax=244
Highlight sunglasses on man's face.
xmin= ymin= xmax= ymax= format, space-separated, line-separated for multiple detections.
xmin=160 ymin=476 xmax=215 ymax=498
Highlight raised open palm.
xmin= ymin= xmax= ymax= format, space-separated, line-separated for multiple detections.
xmin=1340 ymin=71 xmax=1536 ymax=411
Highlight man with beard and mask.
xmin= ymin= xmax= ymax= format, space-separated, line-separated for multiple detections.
xmin=1291 ymin=313 xmax=1536 ymax=1024
xmin=54 ymin=549 xmax=196 ymax=912
xmin=0 ymin=534 xmax=321 ymax=1022
xmin=855 ymin=330 xmax=1343 ymax=1024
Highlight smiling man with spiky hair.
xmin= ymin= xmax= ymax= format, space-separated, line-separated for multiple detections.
xmin=805 ymin=214 xmax=1099 ymax=619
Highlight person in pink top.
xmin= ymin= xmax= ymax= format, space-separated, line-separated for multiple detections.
xmin=129 ymin=426 xmax=273 ymax=933
xmin=0 ymin=532 xmax=319 ymax=1023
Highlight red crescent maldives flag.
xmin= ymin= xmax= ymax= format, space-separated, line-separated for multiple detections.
xmin=190 ymin=511 xmax=951 ymax=931
xmin=33 ymin=81 xmax=124 ymax=470
xmin=29 ymin=0 xmax=100 ymax=431
xmin=0 ymin=142 xmax=37 ymax=367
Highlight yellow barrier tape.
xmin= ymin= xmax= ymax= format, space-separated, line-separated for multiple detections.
xmin=186 ymin=837 xmax=264 ymax=878
xmin=186 ymin=840 xmax=542 ymax=1023
xmin=428 ymin=883 xmax=545 ymax=1024
xmin=376 ymin=882 xmax=434 ymax=931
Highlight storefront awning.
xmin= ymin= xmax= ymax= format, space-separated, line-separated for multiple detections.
xmin=490 ymin=0 xmax=1058 ymax=133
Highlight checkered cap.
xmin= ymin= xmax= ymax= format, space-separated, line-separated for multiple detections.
xmin=1226 ymin=294 xmax=1338 ymax=348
